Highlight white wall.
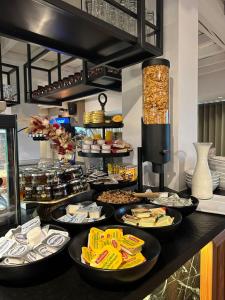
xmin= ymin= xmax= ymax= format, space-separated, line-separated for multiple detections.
xmin=84 ymin=91 xmax=122 ymax=114
xmin=199 ymin=69 xmax=225 ymax=102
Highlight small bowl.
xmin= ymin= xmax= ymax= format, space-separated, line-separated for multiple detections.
xmin=0 ymin=224 xmax=70 ymax=285
xmin=68 ymin=225 xmax=161 ymax=286
xmin=114 ymin=204 xmax=182 ymax=240
xmin=148 ymin=195 xmax=199 ymax=217
xmin=51 ymin=201 xmax=114 ymax=234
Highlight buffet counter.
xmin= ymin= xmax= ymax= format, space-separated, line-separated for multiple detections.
xmin=1 ymin=190 xmax=225 ymax=300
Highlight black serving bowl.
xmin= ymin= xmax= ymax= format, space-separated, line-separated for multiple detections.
xmin=69 ymin=225 xmax=161 ymax=286
xmin=148 ymin=195 xmax=199 ymax=217
xmin=114 ymin=204 xmax=182 ymax=240
xmin=0 ymin=224 xmax=71 ymax=286
xmin=93 ymin=191 xmax=143 ymax=208
xmin=51 ymin=201 xmax=114 ymax=234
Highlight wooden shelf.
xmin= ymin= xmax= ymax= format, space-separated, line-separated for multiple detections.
xmin=78 ymin=151 xmax=131 ymax=158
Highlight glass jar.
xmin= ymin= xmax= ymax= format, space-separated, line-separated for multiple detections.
xmin=64 ymin=168 xmax=75 ymax=182
xmin=31 ymin=172 xmax=47 ymax=186
xmin=24 ymin=171 xmax=32 ymax=186
xmin=53 ymin=184 xmax=68 ymax=199
xmin=142 ymin=58 xmax=170 ymax=124
xmin=45 ymin=171 xmax=55 ymax=185
xmin=25 ymin=186 xmax=34 ymax=201
xmin=36 ymin=186 xmax=46 ymax=202
xmin=44 ymin=186 xmax=52 ymax=201
xmin=68 ymin=180 xmax=80 ymax=195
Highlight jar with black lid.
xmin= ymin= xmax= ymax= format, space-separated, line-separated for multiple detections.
xmin=32 ymin=172 xmax=47 ymax=186
xmin=44 ymin=186 xmax=52 ymax=201
xmin=53 ymin=183 xmax=68 ymax=199
xmin=25 ymin=186 xmax=35 ymax=201
xmin=68 ymin=179 xmax=80 ymax=195
xmin=24 ymin=171 xmax=32 ymax=186
xmin=45 ymin=171 xmax=55 ymax=185
xmin=55 ymin=169 xmax=65 ymax=183
xmin=36 ymin=186 xmax=46 ymax=201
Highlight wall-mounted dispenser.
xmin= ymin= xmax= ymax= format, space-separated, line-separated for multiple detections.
xmin=138 ymin=58 xmax=171 ymax=191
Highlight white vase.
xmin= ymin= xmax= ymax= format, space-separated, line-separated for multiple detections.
xmin=192 ymin=142 xmax=213 ymax=200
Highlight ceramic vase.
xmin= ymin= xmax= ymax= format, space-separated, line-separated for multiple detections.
xmin=192 ymin=142 xmax=213 ymax=200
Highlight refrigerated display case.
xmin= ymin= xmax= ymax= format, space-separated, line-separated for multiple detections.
xmin=0 ymin=115 xmax=20 ymax=229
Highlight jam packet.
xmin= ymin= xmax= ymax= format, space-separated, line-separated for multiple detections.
xmin=0 ymin=238 xmax=15 ymax=258
xmin=81 ymin=247 xmax=96 ymax=264
xmin=120 ymin=234 xmax=145 ymax=255
xmin=90 ymin=246 xmax=122 ymax=269
xmin=34 ymin=244 xmax=57 ymax=257
xmin=119 ymin=252 xmax=146 ymax=269
xmin=21 ymin=216 xmax=41 ymax=234
xmin=104 ymin=238 xmax=121 ymax=251
xmin=42 ymin=233 xmax=70 ymax=249
xmin=4 ymin=244 xmax=30 ymax=258
xmin=1 ymin=257 xmax=25 ymax=265
xmin=70 ymin=214 xmax=87 ymax=224
xmin=57 ymin=214 xmax=73 ymax=223
xmin=88 ymin=228 xmax=105 ymax=253
xmin=105 ymin=228 xmax=123 ymax=240
xmin=25 ymin=251 xmax=43 ymax=263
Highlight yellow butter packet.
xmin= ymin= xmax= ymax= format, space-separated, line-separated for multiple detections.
xmin=88 ymin=228 xmax=105 ymax=253
xmin=119 ymin=252 xmax=146 ymax=269
xmin=121 ymin=250 xmax=133 ymax=262
xmin=104 ymin=238 xmax=121 ymax=251
xmin=90 ymin=246 xmax=122 ymax=270
xmin=90 ymin=227 xmax=105 ymax=239
xmin=120 ymin=234 xmax=145 ymax=255
xmin=105 ymin=228 xmax=123 ymax=240
xmin=82 ymin=247 xmax=96 ymax=264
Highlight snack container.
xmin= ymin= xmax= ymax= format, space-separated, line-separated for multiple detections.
xmin=91 ymin=144 xmax=101 ymax=151
xmin=97 ymin=139 xmax=105 ymax=146
xmin=102 ymin=144 xmax=111 ymax=150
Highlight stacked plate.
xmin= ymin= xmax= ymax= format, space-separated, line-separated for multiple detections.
xmin=209 ymin=157 xmax=225 ymax=189
xmin=184 ymin=169 xmax=220 ymax=191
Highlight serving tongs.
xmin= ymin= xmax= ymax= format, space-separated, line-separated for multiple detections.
xmin=132 ymin=192 xmax=160 ymax=199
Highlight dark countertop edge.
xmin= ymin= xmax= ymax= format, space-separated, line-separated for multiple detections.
xmin=124 ymin=212 xmax=225 ymax=300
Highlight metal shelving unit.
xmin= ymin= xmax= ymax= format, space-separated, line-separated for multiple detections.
xmin=0 ymin=0 xmax=163 ymax=69
xmin=24 ymin=46 xmax=122 ymax=105
xmin=0 ymin=43 xmax=20 ymax=107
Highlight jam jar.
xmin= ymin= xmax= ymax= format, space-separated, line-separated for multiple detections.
xmin=25 ymin=186 xmax=35 ymax=201
xmin=53 ymin=184 xmax=68 ymax=199
xmin=32 ymin=172 xmax=47 ymax=186
xmin=36 ymin=186 xmax=46 ymax=201
xmin=24 ymin=171 xmax=33 ymax=186
xmin=45 ymin=171 xmax=55 ymax=185
xmin=44 ymin=186 xmax=52 ymax=201
xmin=68 ymin=180 xmax=80 ymax=195
xmin=55 ymin=169 xmax=65 ymax=183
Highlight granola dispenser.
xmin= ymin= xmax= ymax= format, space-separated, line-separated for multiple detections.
xmin=139 ymin=58 xmax=171 ymax=191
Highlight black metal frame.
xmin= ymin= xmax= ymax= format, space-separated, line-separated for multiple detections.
xmin=0 ymin=0 xmax=163 ymax=69
xmin=0 ymin=43 xmax=20 ymax=107
xmin=24 ymin=45 xmax=121 ymax=105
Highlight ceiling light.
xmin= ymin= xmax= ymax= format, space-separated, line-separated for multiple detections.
xmin=217 ymin=96 xmax=223 ymax=99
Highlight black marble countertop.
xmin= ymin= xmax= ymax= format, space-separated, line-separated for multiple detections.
xmin=1 ymin=190 xmax=225 ymax=300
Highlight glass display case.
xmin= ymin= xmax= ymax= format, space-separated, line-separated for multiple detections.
xmin=0 ymin=115 xmax=20 ymax=229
